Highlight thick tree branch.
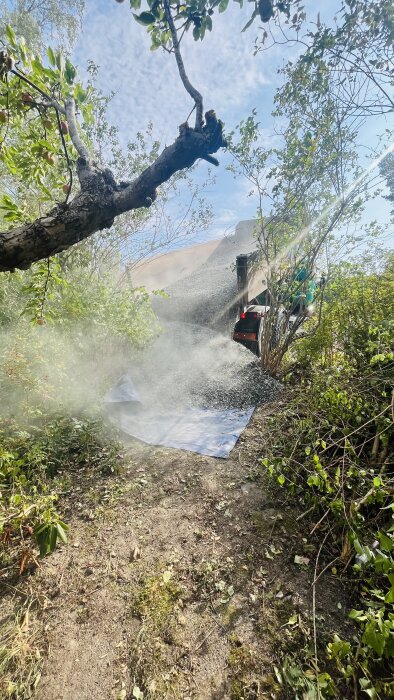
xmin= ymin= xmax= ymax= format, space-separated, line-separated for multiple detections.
xmin=0 ymin=115 xmax=226 ymax=272
xmin=163 ymin=0 xmax=203 ymax=130
xmin=65 ymin=97 xmax=90 ymax=161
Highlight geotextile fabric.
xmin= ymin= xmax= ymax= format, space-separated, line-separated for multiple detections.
xmin=105 ymin=375 xmax=254 ymax=458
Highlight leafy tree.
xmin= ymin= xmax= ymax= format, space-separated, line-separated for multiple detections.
xmin=0 ymin=0 xmax=84 ymax=50
xmin=256 ymin=0 xmax=394 ymax=117
xmin=228 ymin=77 xmax=385 ymax=374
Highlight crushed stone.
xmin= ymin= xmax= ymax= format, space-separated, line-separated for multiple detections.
xmin=130 ymin=322 xmax=281 ymax=411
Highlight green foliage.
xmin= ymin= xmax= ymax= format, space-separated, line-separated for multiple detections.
xmin=0 ymin=249 xmax=159 ymax=569
xmin=129 ymin=0 xmax=301 ymax=48
xmin=259 ymin=1 xmax=394 ymax=118
xmin=34 ymin=519 xmax=68 ymax=557
xmin=0 ymin=0 xmax=84 ymax=52
xmin=0 ymin=25 xmax=213 ymax=268
xmin=380 ymin=151 xmax=394 ymax=214
xmin=46 ymin=268 xmax=160 ymax=345
xmin=226 ymin=93 xmax=372 ymax=376
xmin=261 ymin=258 xmax=394 ymax=697
xmin=0 ymin=25 xmax=95 ymax=224
xmin=0 ymin=415 xmax=120 ymax=566
xmin=294 ymin=257 xmax=394 ymax=372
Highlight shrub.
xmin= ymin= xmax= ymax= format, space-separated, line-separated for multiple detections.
xmin=261 ymin=257 xmax=394 ymax=698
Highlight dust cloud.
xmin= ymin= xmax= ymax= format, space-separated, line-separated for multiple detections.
xmin=0 ymin=317 xmax=280 ymax=426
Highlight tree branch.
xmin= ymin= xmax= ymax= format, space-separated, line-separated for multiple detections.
xmin=64 ymin=97 xmax=91 ymax=161
xmin=163 ymin=0 xmax=203 ymax=130
xmin=0 ymin=115 xmax=226 ymax=272
xmin=11 ymin=68 xmax=66 ymax=115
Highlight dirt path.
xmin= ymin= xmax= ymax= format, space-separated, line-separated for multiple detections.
xmin=27 ymin=404 xmax=349 ymax=700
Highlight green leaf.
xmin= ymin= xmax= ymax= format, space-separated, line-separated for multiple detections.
xmin=49 ymin=524 xmax=58 ymax=552
xmin=133 ymin=11 xmax=156 ymax=25
xmin=47 ymin=46 xmax=56 ymax=67
xmin=348 ymin=609 xmax=367 ymax=621
xmin=35 ymin=524 xmax=51 ymax=557
xmin=55 ymin=51 xmax=64 ymax=72
xmin=277 ymin=474 xmax=285 ymax=485
xmin=219 ymin=0 xmax=229 ymax=12
xmin=362 ymin=622 xmax=385 ymax=656
xmin=385 ymin=586 xmax=394 ymax=603
xmin=378 ymin=531 xmax=393 ymax=552
xmin=5 ymin=25 xmax=17 ymax=47
xmin=74 ymin=85 xmax=87 ymax=104
xmin=56 ymin=522 xmax=68 ymax=544
xmin=65 ymin=59 xmax=76 ymax=85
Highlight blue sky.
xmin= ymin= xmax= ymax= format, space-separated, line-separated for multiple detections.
xmin=72 ymin=0 xmax=393 ymax=249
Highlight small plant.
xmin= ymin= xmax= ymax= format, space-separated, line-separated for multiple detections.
xmin=0 ymin=415 xmax=121 ymax=574
xmin=227 ymin=634 xmax=261 ymax=700
xmin=34 ymin=517 xmax=68 ymax=557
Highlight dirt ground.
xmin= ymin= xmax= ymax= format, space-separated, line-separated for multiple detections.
xmin=1 ymin=402 xmax=353 ymax=700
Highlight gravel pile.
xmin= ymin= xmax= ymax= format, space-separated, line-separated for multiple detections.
xmin=192 ymin=359 xmax=280 ymax=410
xmin=131 ymin=322 xmax=281 ymax=411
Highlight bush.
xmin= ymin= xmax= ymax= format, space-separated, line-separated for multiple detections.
xmin=0 ymin=256 xmax=159 ymax=565
xmin=261 ymin=258 xmax=394 ymax=698
xmin=0 ymin=415 xmax=121 ymax=567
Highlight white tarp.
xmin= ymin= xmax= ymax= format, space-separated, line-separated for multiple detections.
xmin=105 ymin=375 xmax=254 ymax=459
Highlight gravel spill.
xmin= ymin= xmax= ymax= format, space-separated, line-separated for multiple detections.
xmin=130 ymin=322 xmax=281 ymax=411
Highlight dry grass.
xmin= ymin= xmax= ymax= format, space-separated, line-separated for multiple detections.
xmin=0 ymin=587 xmax=46 ymax=700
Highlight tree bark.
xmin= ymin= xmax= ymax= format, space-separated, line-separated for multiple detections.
xmin=0 ymin=115 xmax=226 ymax=272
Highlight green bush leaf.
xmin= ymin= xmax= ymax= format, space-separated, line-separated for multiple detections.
xmin=56 ymin=522 xmax=68 ymax=544
xmin=133 ymin=11 xmax=156 ymax=25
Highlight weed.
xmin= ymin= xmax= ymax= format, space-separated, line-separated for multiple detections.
xmin=260 ymin=262 xmax=394 ymax=698
xmin=129 ymin=567 xmax=184 ymax=698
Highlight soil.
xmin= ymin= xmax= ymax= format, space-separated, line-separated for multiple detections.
xmin=18 ymin=402 xmax=353 ymax=700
